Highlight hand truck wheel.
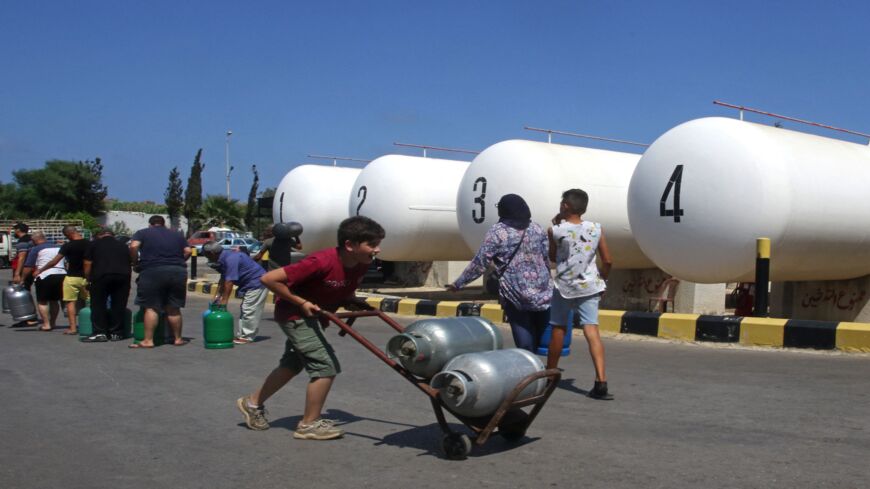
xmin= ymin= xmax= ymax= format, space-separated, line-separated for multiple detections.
xmin=497 ymin=408 xmax=529 ymax=441
xmin=441 ymin=432 xmax=472 ymax=460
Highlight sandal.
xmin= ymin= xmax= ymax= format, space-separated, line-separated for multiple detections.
xmin=128 ymin=343 xmax=154 ymax=349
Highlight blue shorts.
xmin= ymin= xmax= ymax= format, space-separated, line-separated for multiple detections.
xmin=550 ymin=291 xmax=601 ymax=327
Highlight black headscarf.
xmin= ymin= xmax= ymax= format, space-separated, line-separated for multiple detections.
xmin=497 ymin=194 xmax=532 ymax=230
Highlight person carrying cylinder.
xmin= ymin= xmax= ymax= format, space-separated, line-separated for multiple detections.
xmin=202 ymin=241 xmax=268 ymax=345
xmin=236 ymin=216 xmax=384 ymax=440
xmin=447 ymin=194 xmax=553 ymax=352
xmin=547 ymin=189 xmax=614 ymax=400
xmin=252 ymin=222 xmax=303 ymax=271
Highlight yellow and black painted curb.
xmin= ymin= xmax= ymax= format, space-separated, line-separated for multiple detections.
xmin=186 ymin=280 xmax=870 ymax=353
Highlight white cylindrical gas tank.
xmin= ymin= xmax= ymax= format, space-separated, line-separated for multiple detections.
xmin=456 ymin=139 xmax=653 ymax=269
xmin=349 ymin=155 xmax=473 ymax=261
xmin=627 ymin=117 xmax=870 ymax=283
xmin=273 ymin=165 xmax=360 ymax=252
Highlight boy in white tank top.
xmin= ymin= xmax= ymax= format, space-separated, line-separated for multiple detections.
xmin=547 ymin=189 xmax=614 ymax=400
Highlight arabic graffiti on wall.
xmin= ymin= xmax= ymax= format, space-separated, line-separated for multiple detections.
xmin=799 ymin=287 xmax=867 ymax=311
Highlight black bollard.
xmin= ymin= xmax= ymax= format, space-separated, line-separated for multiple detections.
xmin=753 ymin=238 xmax=770 ymax=317
xmin=190 ymin=247 xmax=198 ymax=279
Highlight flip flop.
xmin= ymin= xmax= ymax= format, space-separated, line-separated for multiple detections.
xmin=128 ymin=343 xmax=154 ymax=349
xmin=173 ymin=339 xmax=190 ymax=346
xmin=39 ymin=327 xmax=52 ymax=332
xmin=63 ymin=330 xmax=77 ymax=335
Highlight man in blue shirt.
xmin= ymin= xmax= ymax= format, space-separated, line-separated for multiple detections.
xmin=128 ymin=215 xmax=191 ymax=348
xmin=203 ymin=241 xmax=268 ymax=344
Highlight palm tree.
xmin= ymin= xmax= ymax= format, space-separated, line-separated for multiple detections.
xmin=200 ymin=195 xmax=245 ymax=230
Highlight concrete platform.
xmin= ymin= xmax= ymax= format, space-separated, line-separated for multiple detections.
xmin=187 ymin=279 xmax=870 ymax=353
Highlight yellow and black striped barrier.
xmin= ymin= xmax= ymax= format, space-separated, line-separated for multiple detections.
xmin=185 ymin=280 xmax=870 ymax=353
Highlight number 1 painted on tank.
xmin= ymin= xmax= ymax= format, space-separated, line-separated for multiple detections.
xmin=659 ymin=165 xmax=684 ymax=222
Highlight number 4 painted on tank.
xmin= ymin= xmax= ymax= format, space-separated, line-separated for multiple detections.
xmin=659 ymin=165 xmax=685 ymax=222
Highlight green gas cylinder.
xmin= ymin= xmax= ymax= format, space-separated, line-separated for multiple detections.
xmin=132 ymin=308 xmax=167 ymax=346
xmin=203 ymin=304 xmax=234 ymax=349
xmin=77 ymin=301 xmax=93 ymax=338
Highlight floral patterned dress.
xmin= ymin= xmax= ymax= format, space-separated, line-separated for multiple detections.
xmin=454 ymin=222 xmax=552 ymax=311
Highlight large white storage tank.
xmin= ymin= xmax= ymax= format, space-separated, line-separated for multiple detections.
xmin=273 ymin=164 xmax=360 ymax=252
xmin=348 ymin=154 xmax=473 ymax=261
xmin=627 ymin=117 xmax=870 ymax=283
xmin=456 ymin=139 xmax=653 ymax=269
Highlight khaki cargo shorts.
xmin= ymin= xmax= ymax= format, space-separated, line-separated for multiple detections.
xmin=277 ymin=317 xmax=341 ymax=378
xmin=62 ymin=276 xmax=89 ymax=302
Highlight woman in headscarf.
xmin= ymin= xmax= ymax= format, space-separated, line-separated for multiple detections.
xmin=448 ymin=194 xmax=552 ymax=352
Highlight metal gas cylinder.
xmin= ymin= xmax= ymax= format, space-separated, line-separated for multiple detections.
xmin=2 ymin=282 xmax=16 ymax=314
xmin=203 ymin=304 xmax=234 ymax=349
xmin=430 ymin=348 xmax=547 ymax=418
xmin=7 ymin=285 xmax=38 ymax=322
xmin=386 ymin=316 xmax=503 ymax=379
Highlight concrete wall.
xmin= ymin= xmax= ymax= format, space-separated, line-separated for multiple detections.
xmin=770 ymin=275 xmax=870 ymax=322
xmin=99 ymin=211 xmax=188 ymax=234
xmin=603 ymin=268 xmax=726 ymax=314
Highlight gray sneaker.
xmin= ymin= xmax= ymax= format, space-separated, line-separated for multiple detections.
xmin=236 ymin=397 xmax=270 ymax=431
xmin=293 ymin=419 xmax=345 ymax=440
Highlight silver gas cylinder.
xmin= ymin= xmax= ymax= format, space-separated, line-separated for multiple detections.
xmin=386 ymin=316 xmax=503 ymax=379
xmin=2 ymin=282 xmax=15 ymax=314
xmin=430 ymin=348 xmax=546 ymax=418
xmin=7 ymin=285 xmax=38 ymax=322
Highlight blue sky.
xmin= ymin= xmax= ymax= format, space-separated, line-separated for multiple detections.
xmin=2 ymin=1 xmax=868 ymax=202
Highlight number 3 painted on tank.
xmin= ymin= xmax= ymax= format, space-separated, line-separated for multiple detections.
xmin=659 ymin=165 xmax=684 ymax=222
xmin=472 ymin=177 xmax=487 ymax=224
xmin=356 ymin=186 xmax=367 ymax=216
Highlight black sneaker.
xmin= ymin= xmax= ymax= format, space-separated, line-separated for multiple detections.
xmin=109 ymin=334 xmax=123 ymax=342
xmin=81 ymin=334 xmax=108 ymax=343
xmin=588 ymin=381 xmax=614 ymax=400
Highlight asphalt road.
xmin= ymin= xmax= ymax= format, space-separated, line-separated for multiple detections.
xmin=1 ymin=268 xmax=869 ymax=489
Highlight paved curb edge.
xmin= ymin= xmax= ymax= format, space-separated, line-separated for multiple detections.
xmin=186 ymin=280 xmax=870 ymax=353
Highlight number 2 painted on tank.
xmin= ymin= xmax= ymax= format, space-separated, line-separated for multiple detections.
xmin=472 ymin=177 xmax=487 ymax=223
xmin=659 ymin=165 xmax=684 ymax=222
xmin=356 ymin=186 xmax=367 ymax=216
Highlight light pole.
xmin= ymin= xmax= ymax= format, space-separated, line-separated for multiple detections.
xmin=225 ymin=130 xmax=233 ymax=199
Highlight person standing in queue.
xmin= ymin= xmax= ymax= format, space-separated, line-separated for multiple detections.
xmin=34 ymin=225 xmax=90 ymax=335
xmin=21 ymin=231 xmax=66 ymax=331
xmin=128 ymin=215 xmax=191 ymax=348
xmin=82 ymin=227 xmax=133 ymax=342
xmin=447 ymin=194 xmax=552 ymax=352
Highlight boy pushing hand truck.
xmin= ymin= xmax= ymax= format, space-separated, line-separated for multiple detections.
xmin=236 ymin=216 xmax=385 ymax=440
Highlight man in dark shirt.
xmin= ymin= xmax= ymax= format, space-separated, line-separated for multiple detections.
xmin=128 ymin=215 xmax=191 ymax=348
xmin=82 ymin=227 xmax=133 ymax=342
xmin=10 ymin=222 xmax=37 ymax=327
xmin=36 ymin=225 xmax=90 ymax=335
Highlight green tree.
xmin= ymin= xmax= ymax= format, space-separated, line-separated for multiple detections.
xmin=200 ymin=195 xmax=244 ymax=230
xmin=0 ymin=181 xmax=18 ymax=218
xmin=105 ymin=199 xmax=167 ymax=214
xmin=164 ymin=166 xmax=185 ymax=230
xmin=244 ymin=165 xmax=259 ymax=230
xmin=11 ymin=159 xmax=107 ymax=217
xmin=61 ymin=211 xmax=101 ymax=234
xmin=183 ymin=149 xmax=205 ymax=236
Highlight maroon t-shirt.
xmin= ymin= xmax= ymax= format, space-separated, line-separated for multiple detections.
xmin=274 ymin=247 xmax=368 ymax=322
